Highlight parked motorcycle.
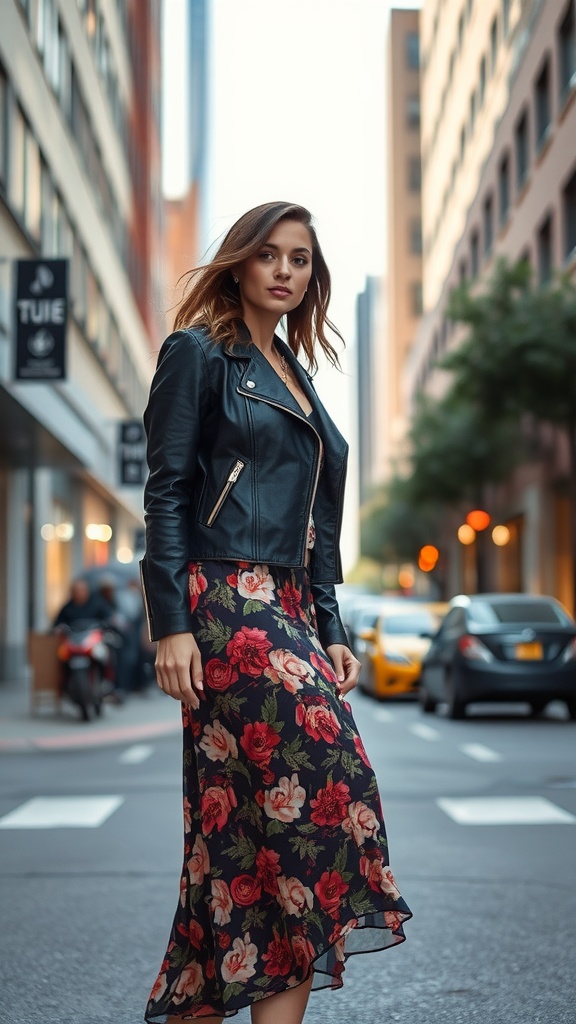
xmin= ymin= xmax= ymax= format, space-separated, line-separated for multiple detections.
xmin=56 ymin=622 xmax=114 ymax=721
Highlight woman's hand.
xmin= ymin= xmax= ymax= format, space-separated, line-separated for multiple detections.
xmin=325 ymin=643 xmax=361 ymax=701
xmin=155 ymin=633 xmax=204 ymax=709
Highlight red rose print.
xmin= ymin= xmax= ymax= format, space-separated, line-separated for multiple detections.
xmin=314 ymin=870 xmax=349 ymax=916
xmin=218 ymin=931 xmax=231 ymax=949
xmin=295 ymin=702 xmax=341 ymax=744
xmin=200 ymin=784 xmax=237 ymax=835
xmin=188 ymin=563 xmax=208 ymax=613
xmin=262 ymin=934 xmax=294 ymax=977
xmin=203 ymin=658 xmax=239 ymax=692
xmin=255 ymin=846 xmax=282 ymax=895
xmin=291 ymin=933 xmax=316 ymax=975
xmin=278 ymin=579 xmax=302 ymax=618
xmin=226 ymin=626 xmax=273 ymax=677
xmin=230 ymin=873 xmax=262 ymax=906
xmin=226 ymin=572 xmax=238 ymax=587
xmin=310 ymin=778 xmax=351 ymax=826
xmin=240 ymin=721 xmax=281 ymax=768
xmin=310 ymin=650 xmax=338 ymax=683
xmin=177 ymin=919 xmax=204 ymax=950
xmin=353 ymin=734 xmax=371 ymax=768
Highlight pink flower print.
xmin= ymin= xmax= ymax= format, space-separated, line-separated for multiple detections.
xmin=263 ymin=773 xmax=306 ymax=822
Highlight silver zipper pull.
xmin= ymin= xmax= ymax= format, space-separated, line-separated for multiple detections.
xmin=228 ymin=460 xmax=244 ymax=483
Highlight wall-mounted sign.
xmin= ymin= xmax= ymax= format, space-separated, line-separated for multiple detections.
xmin=119 ymin=420 xmax=147 ymax=486
xmin=14 ymin=259 xmax=68 ymax=380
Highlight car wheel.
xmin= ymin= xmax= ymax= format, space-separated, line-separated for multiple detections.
xmin=529 ymin=700 xmax=547 ymax=718
xmin=446 ymin=674 xmax=466 ymax=720
xmin=419 ymin=681 xmax=437 ymax=714
xmin=566 ymin=701 xmax=576 ymax=721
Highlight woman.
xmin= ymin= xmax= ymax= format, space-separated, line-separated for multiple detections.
xmin=141 ymin=202 xmax=411 ymax=1023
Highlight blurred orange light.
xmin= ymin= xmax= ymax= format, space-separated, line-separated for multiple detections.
xmin=466 ymin=509 xmax=491 ymax=531
xmin=420 ymin=545 xmax=439 ymax=563
xmin=492 ymin=525 xmax=511 ymax=546
xmin=398 ymin=567 xmax=415 ymax=588
xmin=458 ymin=523 xmax=476 ymax=545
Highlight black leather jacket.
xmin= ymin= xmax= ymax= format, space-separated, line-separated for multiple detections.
xmin=140 ymin=325 xmax=349 ymax=651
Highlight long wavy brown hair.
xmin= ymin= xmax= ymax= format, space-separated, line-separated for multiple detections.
xmin=173 ymin=202 xmax=343 ymax=371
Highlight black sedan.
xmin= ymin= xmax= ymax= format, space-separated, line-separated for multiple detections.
xmin=419 ymin=593 xmax=576 ymax=720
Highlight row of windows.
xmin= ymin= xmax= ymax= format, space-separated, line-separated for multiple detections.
xmin=426 ymin=0 xmax=576 ymax=264
xmin=424 ymin=0 xmax=511 ymax=171
xmin=16 ymin=0 xmax=127 ymax=261
xmin=0 ymin=67 xmax=147 ymax=418
xmin=414 ymin=163 xmax=576 ymax=398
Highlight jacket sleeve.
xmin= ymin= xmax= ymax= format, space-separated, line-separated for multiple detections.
xmin=140 ymin=330 xmax=212 ymax=641
xmin=310 ymin=580 xmax=350 ymax=651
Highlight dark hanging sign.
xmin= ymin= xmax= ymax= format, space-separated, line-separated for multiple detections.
xmin=118 ymin=420 xmax=147 ymax=486
xmin=14 ymin=259 xmax=68 ymax=380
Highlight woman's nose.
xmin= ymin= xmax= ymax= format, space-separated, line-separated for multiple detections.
xmin=275 ymin=259 xmax=291 ymax=279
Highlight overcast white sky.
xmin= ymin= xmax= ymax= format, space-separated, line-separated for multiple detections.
xmin=162 ymin=0 xmax=421 ymax=569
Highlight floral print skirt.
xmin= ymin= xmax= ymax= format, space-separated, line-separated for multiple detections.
xmin=145 ymin=562 xmax=412 ymax=1021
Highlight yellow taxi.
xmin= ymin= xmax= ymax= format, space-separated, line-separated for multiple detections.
xmin=357 ymin=602 xmax=448 ymax=699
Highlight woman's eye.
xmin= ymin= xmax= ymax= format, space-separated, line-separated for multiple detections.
xmin=259 ymin=251 xmax=274 ymax=260
xmin=293 ymin=257 xmax=308 ymax=267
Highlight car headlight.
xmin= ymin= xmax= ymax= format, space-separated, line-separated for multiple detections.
xmin=384 ymin=650 xmax=413 ymax=666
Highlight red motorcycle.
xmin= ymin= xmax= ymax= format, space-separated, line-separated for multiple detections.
xmin=56 ymin=622 xmax=114 ymax=721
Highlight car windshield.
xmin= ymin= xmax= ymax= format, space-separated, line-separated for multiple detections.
xmin=467 ymin=600 xmax=571 ymax=626
xmin=381 ymin=612 xmax=436 ymax=636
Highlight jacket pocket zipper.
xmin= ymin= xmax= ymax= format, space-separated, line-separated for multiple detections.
xmin=206 ymin=459 xmax=245 ymax=527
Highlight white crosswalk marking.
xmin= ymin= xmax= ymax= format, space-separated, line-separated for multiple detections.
xmin=460 ymin=743 xmax=503 ymax=763
xmin=374 ymin=708 xmax=395 ymax=723
xmin=437 ymin=796 xmax=576 ymax=825
xmin=0 ymin=796 xmax=124 ymax=829
xmin=119 ymin=744 xmax=154 ymax=764
xmin=409 ymin=723 xmax=441 ymax=741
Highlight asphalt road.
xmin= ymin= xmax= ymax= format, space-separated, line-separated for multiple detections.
xmin=1 ymin=693 xmax=575 ymax=1024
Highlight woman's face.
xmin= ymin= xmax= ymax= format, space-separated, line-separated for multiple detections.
xmin=236 ymin=219 xmax=313 ymax=318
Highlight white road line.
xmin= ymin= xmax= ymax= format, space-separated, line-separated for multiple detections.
xmin=437 ymin=796 xmax=576 ymax=825
xmin=409 ymin=723 xmax=441 ymax=741
xmin=373 ymin=708 xmax=395 ymax=723
xmin=0 ymin=796 xmax=124 ymax=829
xmin=119 ymin=744 xmax=154 ymax=764
xmin=460 ymin=743 xmax=503 ymax=763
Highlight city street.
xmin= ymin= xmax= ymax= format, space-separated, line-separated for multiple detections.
xmin=1 ymin=693 xmax=575 ymax=1024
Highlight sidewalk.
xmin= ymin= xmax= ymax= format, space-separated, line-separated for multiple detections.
xmin=0 ymin=680 xmax=182 ymax=753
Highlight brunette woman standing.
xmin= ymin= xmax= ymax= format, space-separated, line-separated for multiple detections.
xmin=141 ymin=202 xmax=411 ymax=1023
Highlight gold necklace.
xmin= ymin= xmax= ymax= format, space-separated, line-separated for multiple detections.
xmin=279 ymin=353 xmax=289 ymax=385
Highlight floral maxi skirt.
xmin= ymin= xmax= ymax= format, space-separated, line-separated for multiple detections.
xmin=145 ymin=562 xmax=412 ymax=1021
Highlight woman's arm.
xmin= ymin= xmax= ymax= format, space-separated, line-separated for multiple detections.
xmin=141 ymin=330 xmax=212 ymax=641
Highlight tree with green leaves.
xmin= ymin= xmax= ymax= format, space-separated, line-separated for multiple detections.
xmin=444 ymin=257 xmax=576 ymax=604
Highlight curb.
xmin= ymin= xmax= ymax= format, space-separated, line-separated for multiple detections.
xmin=0 ymin=718 xmax=181 ymax=754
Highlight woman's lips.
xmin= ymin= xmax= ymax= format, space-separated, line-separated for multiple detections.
xmin=268 ymin=288 xmax=292 ymax=297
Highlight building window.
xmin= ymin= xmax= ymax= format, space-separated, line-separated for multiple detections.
xmin=407 ymin=95 xmax=420 ymax=129
xmin=479 ymin=55 xmax=486 ymax=106
xmin=408 ymin=156 xmax=421 ymax=192
xmin=563 ymin=167 xmax=576 ymax=259
xmin=515 ymin=109 xmax=529 ymax=189
xmin=467 ymin=0 xmax=474 ymax=17
xmin=535 ymin=57 xmax=552 ymax=150
xmin=448 ymin=50 xmax=455 ymax=87
xmin=537 ymin=213 xmax=554 ymax=283
xmin=406 ymin=32 xmax=419 ymax=69
xmin=490 ymin=17 xmax=498 ymax=73
xmin=499 ymin=152 xmax=510 ymax=225
xmin=502 ymin=0 xmax=511 ymax=37
xmin=559 ymin=0 xmax=576 ymax=102
xmin=410 ymin=282 xmax=423 ymax=316
xmin=460 ymin=124 xmax=466 ymax=163
xmin=458 ymin=257 xmax=468 ymax=285
xmin=410 ymin=218 xmax=423 ymax=254
xmin=470 ymin=229 xmax=480 ymax=276
xmin=483 ymin=194 xmax=494 ymax=255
